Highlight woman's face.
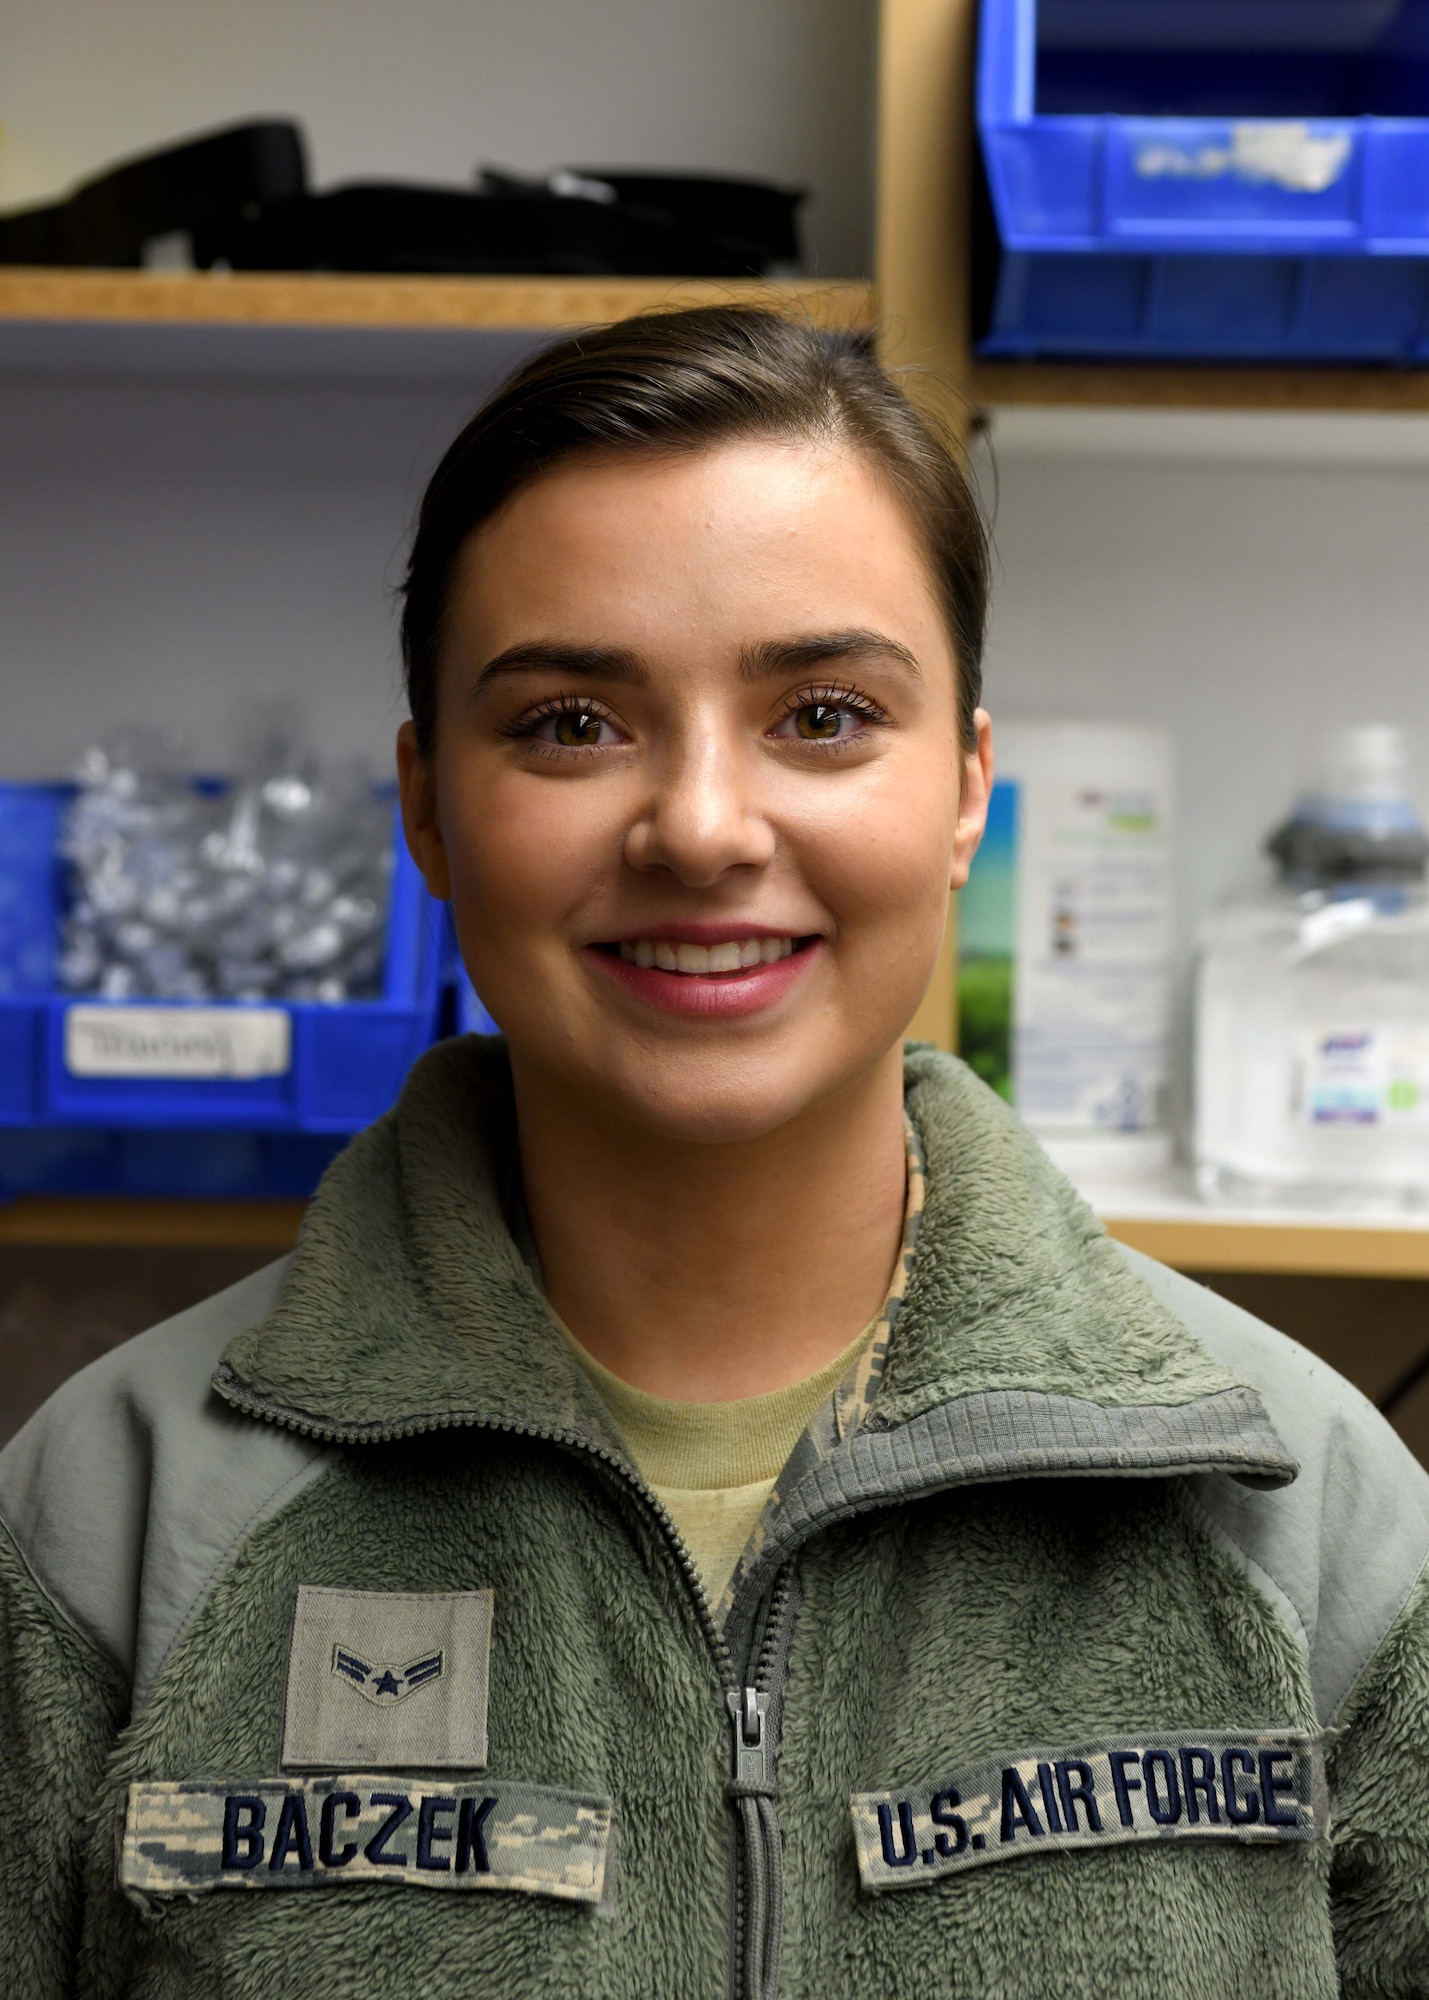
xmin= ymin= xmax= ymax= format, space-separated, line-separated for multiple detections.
xmin=399 ymin=437 xmax=992 ymax=1143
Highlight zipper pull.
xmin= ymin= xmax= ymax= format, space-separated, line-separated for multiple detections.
xmin=727 ymin=1686 xmax=772 ymax=1789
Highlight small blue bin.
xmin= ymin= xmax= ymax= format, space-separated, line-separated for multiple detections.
xmin=0 ymin=781 xmax=444 ymax=1198
xmin=439 ymin=909 xmax=501 ymax=1037
xmin=977 ymin=0 xmax=1429 ymax=361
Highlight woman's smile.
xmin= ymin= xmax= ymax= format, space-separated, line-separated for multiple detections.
xmin=590 ymin=931 xmax=821 ymax=1017
xmin=614 ymin=936 xmax=796 ymax=973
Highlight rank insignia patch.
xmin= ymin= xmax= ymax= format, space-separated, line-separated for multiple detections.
xmin=283 ymin=1587 xmax=492 ymax=1772
xmin=332 ymin=1646 xmax=444 ymax=1704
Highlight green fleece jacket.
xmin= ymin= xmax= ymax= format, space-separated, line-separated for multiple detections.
xmin=3 ymin=1041 xmax=1429 ymax=2000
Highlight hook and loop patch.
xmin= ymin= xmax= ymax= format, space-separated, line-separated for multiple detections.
xmin=121 ymin=1775 xmax=611 ymax=1905
xmin=852 ymin=1730 xmax=1324 ymax=1892
xmin=282 ymin=1585 xmax=493 ymax=1772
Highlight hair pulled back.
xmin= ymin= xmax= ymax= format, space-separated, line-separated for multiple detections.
xmin=400 ymin=305 xmax=989 ymax=757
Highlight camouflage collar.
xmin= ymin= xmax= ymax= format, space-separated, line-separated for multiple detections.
xmin=829 ymin=1111 xmax=925 ymax=1447
xmin=214 ymin=1039 xmax=1294 ymax=1518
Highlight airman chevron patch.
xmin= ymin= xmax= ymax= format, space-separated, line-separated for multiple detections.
xmin=332 ymin=1645 xmax=445 ymax=1704
xmin=282 ymin=1586 xmax=492 ymax=1771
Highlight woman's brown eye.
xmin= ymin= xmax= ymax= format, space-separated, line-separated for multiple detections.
xmin=796 ymin=703 xmax=845 ymax=740
xmin=554 ymin=709 xmax=602 ymax=747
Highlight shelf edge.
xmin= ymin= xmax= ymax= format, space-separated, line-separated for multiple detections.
xmin=969 ymin=359 xmax=1429 ymax=415
xmin=0 ymin=269 xmax=876 ymax=333
xmin=1103 ymin=1214 xmax=1429 ymax=1279
xmin=0 ymin=1196 xmax=307 ymax=1250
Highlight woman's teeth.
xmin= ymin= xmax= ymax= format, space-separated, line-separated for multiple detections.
xmin=617 ymin=937 xmax=795 ymax=974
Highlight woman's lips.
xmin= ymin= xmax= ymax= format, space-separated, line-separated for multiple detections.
xmin=587 ymin=937 xmax=820 ymax=1018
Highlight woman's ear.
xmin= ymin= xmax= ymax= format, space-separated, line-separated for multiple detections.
xmin=396 ymin=721 xmax=453 ymax=901
xmin=951 ymin=709 xmax=994 ymax=892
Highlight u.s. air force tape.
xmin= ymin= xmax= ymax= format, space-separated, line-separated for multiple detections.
xmin=852 ymin=1731 xmax=1324 ymax=1891
xmin=121 ymin=1776 xmax=611 ymax=1905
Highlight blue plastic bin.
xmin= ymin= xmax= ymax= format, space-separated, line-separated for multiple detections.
xmin=439 ymin=908 xmax=501 ymax=1037
xmin=455 ymin=976 xmax=501 ymax=1037
xmin=0 ymin=781 xmax=444 ymax=1198
xmin=976 ymin=0 xmax=1429 ymax=360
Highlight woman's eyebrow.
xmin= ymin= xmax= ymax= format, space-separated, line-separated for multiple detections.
xmin=473 ymin=642 xmax=651 ymax=689
xmin=739 ymin=631 xmax=923 ymax=682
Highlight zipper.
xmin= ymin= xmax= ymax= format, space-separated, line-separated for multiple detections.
xmin=724 ymin=1566 xmax=797 ymax=2000
xmin=213 ymin=1375 xmax=792 ymax=1999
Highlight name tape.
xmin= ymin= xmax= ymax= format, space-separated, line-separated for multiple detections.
xmin=852 ymin=1731 xmax=1323 ymax=1892
xmin=121 ymin=1776 xmax=610 ymax=1904
xmin=65 ymin=1005 xmax=291 ymax=1080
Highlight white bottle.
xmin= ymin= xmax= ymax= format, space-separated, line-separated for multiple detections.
xmin=1195 ymin=726 xmax=1429 ymax=1211
xmin=985 ymin=722 xmax=1175 ymax=1177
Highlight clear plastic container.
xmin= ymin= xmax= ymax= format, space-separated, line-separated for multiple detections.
xmin=1195 ymin=726 xmax=1429 ymax=1210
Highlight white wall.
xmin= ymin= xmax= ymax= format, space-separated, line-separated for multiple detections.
xmin=2 ymin=0 xmax=877 ymax=276
xmin=0 ymin=336 xmax=541 ymax=778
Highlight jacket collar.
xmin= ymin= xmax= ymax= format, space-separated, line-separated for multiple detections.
xmin=214 ymin=1040 xmax=1295 ymax=1506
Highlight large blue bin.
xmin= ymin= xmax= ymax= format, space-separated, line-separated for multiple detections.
xmin=0 ymin=781 xmax=444 ymax=1198
xmin=976 ymin=0 xmax=1429 ymax=361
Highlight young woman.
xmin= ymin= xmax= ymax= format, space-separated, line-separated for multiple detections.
xmin=3 ymin=307 xmax=1427 ymax=2000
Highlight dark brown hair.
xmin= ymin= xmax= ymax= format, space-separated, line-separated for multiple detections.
xmin=399 ymin=305 xmax=989 ymax=755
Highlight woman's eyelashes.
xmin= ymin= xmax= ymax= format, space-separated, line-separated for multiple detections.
xmin=497 ymin=694 xmax=629 ymax=755
xmin=768 ymin=682 xmax=891 ymax=749
xmin=495 ymin=679 xmax=890 ymax=759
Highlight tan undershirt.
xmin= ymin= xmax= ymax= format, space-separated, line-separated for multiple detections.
xmin=561 ymin=1320 xmax=878 ymax=1606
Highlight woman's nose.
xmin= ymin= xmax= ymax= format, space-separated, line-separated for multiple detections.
xmin=623 ymin=731 xmax=777 ymax=886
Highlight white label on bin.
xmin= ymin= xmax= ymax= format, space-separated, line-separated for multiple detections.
xmin=1134 ymin=124 xmax=1351 ymax=195
xmin=64 ymin=1005 xmax=292 ymax=1080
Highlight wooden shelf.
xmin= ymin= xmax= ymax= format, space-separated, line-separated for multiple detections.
xmin=0 ymin=1196 xmax=305 ymax=1250
xmin=0 ymin=267 xmax=874 ymax=334
xmin=968 ymin=359 xmax=1429 ymax=416
xmin=1102 ymin=1213 xmax=1429 ymax=1280
xmin=1076 ymin=1165 xmax=1429 ymax=1277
